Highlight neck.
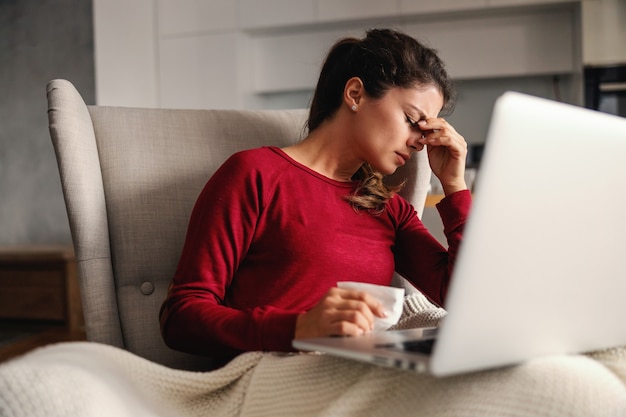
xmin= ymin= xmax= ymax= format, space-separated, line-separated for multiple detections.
xmin=283 ymin=122 xmax=361 ymax=182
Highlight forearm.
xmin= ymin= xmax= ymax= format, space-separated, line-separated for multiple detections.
xmin=437 ymin=189 xmax=472 ymax=252
xmin=160 ymin=292 xmax=300 ymax=357
xmin=394 ymin=190 xmax=471 ymax=306
xmin=435 ymin=189 xmax=472 ymax=301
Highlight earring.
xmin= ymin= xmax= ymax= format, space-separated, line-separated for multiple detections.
xmin=351 ymin=104 xmax=357 ymax=111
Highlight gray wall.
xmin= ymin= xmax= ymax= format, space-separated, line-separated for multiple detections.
xmin=0 ymin=0 xmax=94 ymax=245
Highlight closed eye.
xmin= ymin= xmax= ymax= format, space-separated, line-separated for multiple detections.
xmin=405 ymin=115 xmax=419 ymax=128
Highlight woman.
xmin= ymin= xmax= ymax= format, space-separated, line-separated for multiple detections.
xmin=159 ymin=28 xmax=471 ymax=364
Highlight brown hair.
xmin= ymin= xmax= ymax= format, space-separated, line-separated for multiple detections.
xmin=308 ymin=28 xmax=455 ymax=212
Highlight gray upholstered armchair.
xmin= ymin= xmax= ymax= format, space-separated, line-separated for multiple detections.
xmin=46 ymin=78 xmax=432 ymax=371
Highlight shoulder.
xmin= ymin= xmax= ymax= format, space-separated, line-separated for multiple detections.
xmin=196 ymin=147 xmax=290 ymax=210
xmin=225 ymin=146 xmax=288 ymax=168
xmin=217 ymin=146 xmax=290 ymax=177
xmin=207 ymin=147 xmax=299 ymax=206
xmin=225 ymin=146 xmax=283 ymax=166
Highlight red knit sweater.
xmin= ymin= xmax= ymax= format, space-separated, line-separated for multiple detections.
xmin=160 ymin=146 xmax=471 ymax=359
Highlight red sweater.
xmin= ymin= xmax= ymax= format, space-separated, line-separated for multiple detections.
xmin=160 ymin=146 xmax=471 ymax=359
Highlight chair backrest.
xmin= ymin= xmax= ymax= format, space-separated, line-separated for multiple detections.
xmin=46 ymin=79 xmax=432 ymax=370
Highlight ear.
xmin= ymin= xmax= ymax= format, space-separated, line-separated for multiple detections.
xmin=343 ymin=77 xmax=364 ymax=110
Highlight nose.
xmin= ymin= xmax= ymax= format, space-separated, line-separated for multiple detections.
xmin=407 ymin=131 xmax=425 ymax=152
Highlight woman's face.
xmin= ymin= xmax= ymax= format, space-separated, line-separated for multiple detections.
xmin=352 ymin=84 xmax=444 ymax=175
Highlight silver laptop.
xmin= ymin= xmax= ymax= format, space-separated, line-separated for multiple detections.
xmin=293 ymin=91 xmax=626 ymax=377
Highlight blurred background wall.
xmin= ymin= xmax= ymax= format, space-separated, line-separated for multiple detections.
xmin=0 ymin=0 xmax=94 ymax=245
xmin=1 ymin=0 xmax=625 ymax=246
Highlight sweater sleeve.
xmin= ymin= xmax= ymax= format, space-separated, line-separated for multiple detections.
xmin=393 ymin=189 xmax=472 ymax=307
xmin=159 ymin=151 xmax=300 ymax=359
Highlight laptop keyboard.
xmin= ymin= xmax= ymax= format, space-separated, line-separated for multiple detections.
xmin=377 ymin=338 xmax=436 ymax=355
xmin=401 ymin=338 xmax=436 ymax=354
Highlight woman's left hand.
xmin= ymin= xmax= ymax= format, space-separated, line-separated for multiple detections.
xmin=418 ymin=118 xmax=468 ymax=195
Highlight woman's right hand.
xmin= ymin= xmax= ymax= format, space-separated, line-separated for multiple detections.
xmin=417 ymin=117 xmax=468 ymax=196
xmin=294 ymin=287 xmax=387 ymax=340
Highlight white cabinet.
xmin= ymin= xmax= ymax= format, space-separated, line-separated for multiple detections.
xmin=582 ymin=0 xmax=626 ymax=65
xmin=400 ymin=0 xmax=487 ymax=14
xmin=488 ymin=0 xmax=574 ymax=6
xmin=158 ymin=0 xmax=238 ymax=35
xmin=93 ymin=0 xmax=159 ymax=107
xmin=252 ymin=28 xmax=360 ymax=93
xmin=94 ymin=0 xmax=586 ymax=108
xmin=404 ymin=8 xmax=576 ymax=80
xmin=252 ymin=6 xmax=578 ymax=94
xmin=239 ymin=0 xmax=316 ymax=29
xmin=317 ymin=0 xmax=398 ymax=22
xmin=160 ymin=33 xmax=245 ymax=109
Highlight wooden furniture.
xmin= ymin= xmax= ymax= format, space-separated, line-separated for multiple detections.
xmin=0 ymin=323 xmax=85 ymax=363
xmin=0 ymin=245 xmax=83 ymax=332
xmin=425 ymin=194 xmax=445 ymax=208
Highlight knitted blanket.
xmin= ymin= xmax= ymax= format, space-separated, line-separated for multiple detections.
xmin=1 ymin=294 xmax=625 ymax=417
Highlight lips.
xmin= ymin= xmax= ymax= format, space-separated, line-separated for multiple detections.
xmin=395 ymin=152 xmax=409 ymax=165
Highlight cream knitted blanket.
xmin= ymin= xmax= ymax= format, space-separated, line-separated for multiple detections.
xmin=1 ymin=294 xmax=625 ymax=417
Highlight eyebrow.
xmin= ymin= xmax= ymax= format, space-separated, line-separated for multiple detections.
xmin=407 ymin=105 xmax=428 ymax=120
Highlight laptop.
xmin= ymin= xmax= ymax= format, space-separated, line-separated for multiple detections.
xmin=293 ymin=91 xmax=626 ymax=377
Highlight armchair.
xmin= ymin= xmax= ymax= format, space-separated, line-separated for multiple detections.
xmin=45 ymin=79 xmax=432 ymax=370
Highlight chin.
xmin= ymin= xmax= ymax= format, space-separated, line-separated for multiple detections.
xmin=368 ymin=159 xmax=398 ymax=176
xmin=379 ymin=166 xmax=398 ymax=176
